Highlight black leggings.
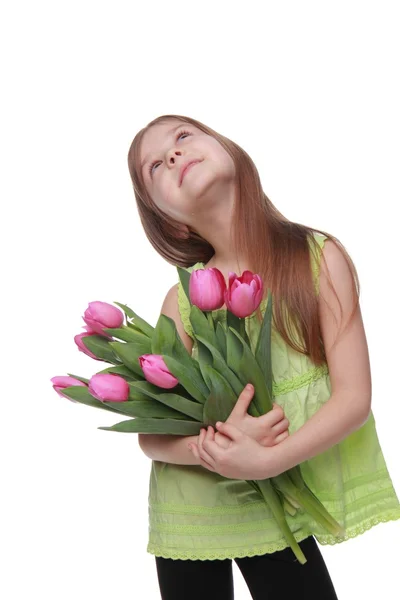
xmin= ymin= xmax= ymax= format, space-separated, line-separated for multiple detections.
xmin=155 ymin=535 xmax=338 ymax=599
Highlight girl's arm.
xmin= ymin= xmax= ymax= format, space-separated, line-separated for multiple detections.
xmin=139 ymin=432 xmax=201 ymax=465
xmin=266 ymin=240 xmax=372 ymax=477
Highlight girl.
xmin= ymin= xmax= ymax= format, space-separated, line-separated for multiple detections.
xmin=127 ymin=114 xmax=400 ymax=599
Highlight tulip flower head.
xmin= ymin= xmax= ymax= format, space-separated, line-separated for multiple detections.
xmin=139 ymin=354 xmax=179 ymax=389
xmin=224 ymin=271 xmax=264 ymax=318
xmin=88 ymin=373 xmax=130 ymax=402
xmin=189 ymin=268 xmax=227 ymax=311
xmin=50 ymin=375 xmax=87 ymax=403
xmin=83 ymin=301 xmax=124 ymax=337
xmin=74 ymin=331 xmax=101 ymax=360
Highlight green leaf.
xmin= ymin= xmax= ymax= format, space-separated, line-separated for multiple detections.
xmin=126 ymin=322 xmax=147 ymax=335
xmin=128 ymin=380 xmax=203 ymax=421
xmin=225 ymin=327 xmax=244 ymax=376
xmin=108 ymin=341 xmax=149 ymax=378
xmin=96 ymin=365 xmax=139 ymax=380
xmin=102 ymin=399 xmax=188 ymax=420
xmin=60 ymin=385 xmax=121 ymax=414
xmin=103 ymin=326 xmax=152 ymax=347
xmin=151 ymin=313 xmax=175 ymax=355
xmin=190 ymin=305 xmax=219 ymax=348
xmin=113 ymin=302 xmax=154 ymax=337
xmin=162 ymin=355 xmax=208 ymax=403
xmin=66 ymin=373 xmax=90 ymax=384
xmin=215 ymin=322 xmax=227 ymax=361
xmin=229 ymin=327 xmax=273 ymax=415
xmin=81 ymin=335 xmax=122 ymax=364
xmin=226 ymin=310 xmax=251 ymax=347
xmin=163 ymin=314 xmax=203 ymax=378
xmin=196 ymin=340 xmax=214 ymax=390
xmin=195 ymin=335 xmax=244 ymax=398
xmin=98 ymin=417 xmax=202 ymax=435
xmin=255 ymin=290 xmax=274 ymax=400
xmin=202 ymin=366 xmax=238 ymax=426
xmin=177 ymin=266 xmax=191 ymax=304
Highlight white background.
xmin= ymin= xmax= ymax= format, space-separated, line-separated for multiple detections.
xmin=1 ymin=1 xmax=399 ymax=598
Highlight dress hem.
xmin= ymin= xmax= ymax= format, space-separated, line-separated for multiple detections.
xmin=147 ymin=508 xmax=400 ymax=560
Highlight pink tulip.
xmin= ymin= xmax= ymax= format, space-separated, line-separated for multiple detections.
xmin=88 ymin=373 xmax=130 ymax=402
xmin=189 ymin=268 xmax=226 ymax=311
xmin=51 ymin=375 xmax=87 ymax=403
xmin=139 ymin=354 xmax=179 ymax=389
xmin=83 ymin=324 xmax=97 ymax=333
xmin=82 ymin=301 xmax=124 ymax=337
xmin=224 ymin=270 xmax=264 ymax=318
xmin=74 ymin=332 xmax=102 ymax=360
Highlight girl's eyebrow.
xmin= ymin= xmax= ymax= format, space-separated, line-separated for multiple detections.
xmin=141 ymin=124 xmax=185 ymax=174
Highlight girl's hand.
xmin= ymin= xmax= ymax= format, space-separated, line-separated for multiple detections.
xmin=225 ymin=384 xmax=290 ymax=447
xmin=188 ymin=383 xmax=289 ymax=476
xmin=190 ymin=423 xmax=274 ymax=480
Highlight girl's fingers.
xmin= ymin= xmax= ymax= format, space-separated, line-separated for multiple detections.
xmin=272 ymin=417 xmax=290 ymax=434
xmin=273 ymin=430 xmax=290 ymax=445
xmin=198 ymin=427 xmax=217 ymax=469
xmin=189 ymin=443 xmax=215 ymax=471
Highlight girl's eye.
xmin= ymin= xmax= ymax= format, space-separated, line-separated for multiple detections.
xmin=148 ymin=130 xmax=192 ymax=175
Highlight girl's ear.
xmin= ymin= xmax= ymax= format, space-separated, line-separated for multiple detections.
xmin=176 ymin=224 xmax=191 ymax=239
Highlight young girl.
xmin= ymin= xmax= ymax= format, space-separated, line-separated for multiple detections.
xmin=127 ymin=114 xmax=400 ymax=599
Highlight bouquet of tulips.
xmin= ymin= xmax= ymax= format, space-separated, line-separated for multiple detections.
xmin=51 ymin=266 xmax=345 ymax=564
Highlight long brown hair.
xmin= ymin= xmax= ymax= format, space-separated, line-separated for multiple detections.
xmin=127 ymin=114 xmax=360 ymax=367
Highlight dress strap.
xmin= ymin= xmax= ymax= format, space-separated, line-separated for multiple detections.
xmin=308 ymin=232 xmax=328 ymax=296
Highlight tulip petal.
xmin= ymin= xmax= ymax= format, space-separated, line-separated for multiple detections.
xmin=139 ymin=354 xmax=179 ymax=389
xmin=50 ymin=375 xmax=87 ymax=402
xmin=189 ymin=268 xmax=226 ymax=311
xmin=88 ymin=373 xmax=130 ymax=402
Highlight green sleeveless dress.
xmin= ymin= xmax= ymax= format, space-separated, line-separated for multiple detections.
xmin=146 ymin=232 xmax=400 ymax=560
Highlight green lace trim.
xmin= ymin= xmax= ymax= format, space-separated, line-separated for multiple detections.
xmin=150 ymin=488 xmax=399 ymax=536
xmin=149 ymin=469 xmax=394 ymax=522
xmin=315 ymin=509 xmax=400 ymax=546
xmin=317 ymin=468 xmax=391 ymax=499
xmin=150 ymin=500 xmax=267 ymax=515
xmin=147 ymin=509 xmax=400 ymax=559
xmin=273 ymin=363 xmax=328 ymax=396
xmin=153 ymin=517 xmax=280 ymax=536
xmin=147 ymin=529 xmax=313 ymax=560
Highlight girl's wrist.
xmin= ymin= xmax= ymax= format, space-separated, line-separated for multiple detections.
xmin=259 ymin=444 xmax=280 ymax=479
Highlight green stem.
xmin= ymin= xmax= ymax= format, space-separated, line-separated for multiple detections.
xmin=287 ymin=468 xmax=345 ymax=536
xmin=253 ymin=479 xmax=308 ymax=564
xmin=206 ymin=311 xmax=215 ymax=331
xmin=272 ymin=485 xmax=300 ymax=516
xmin=239 ymin=318 xmax=251 ymax=348
xmin=271 ymin=471 xmax=345 ymax=538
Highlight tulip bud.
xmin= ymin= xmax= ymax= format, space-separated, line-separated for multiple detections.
xmin=74 ymin=332 xmax=102 ymax=360
xmin=82 ymin=301 xmax=124 ymax=337
xmin=139 ymin=354 xmax=179 ymax=389
xmin=224 ymin=270 xmax=264 ymax=318
xmin=189 ymin=268 xmax=226 ymax=311
xmin=88 ymin=373 xmax=130 ymax=402
xmin=50 ymin=376 xmax=87 ymax=402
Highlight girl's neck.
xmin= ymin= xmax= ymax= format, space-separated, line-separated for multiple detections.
xmin=203 ymin=256 xmax=253 ymax=282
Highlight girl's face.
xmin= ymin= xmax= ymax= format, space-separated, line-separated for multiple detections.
xmin=139 ymin=120 xmax=236 ymax=228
